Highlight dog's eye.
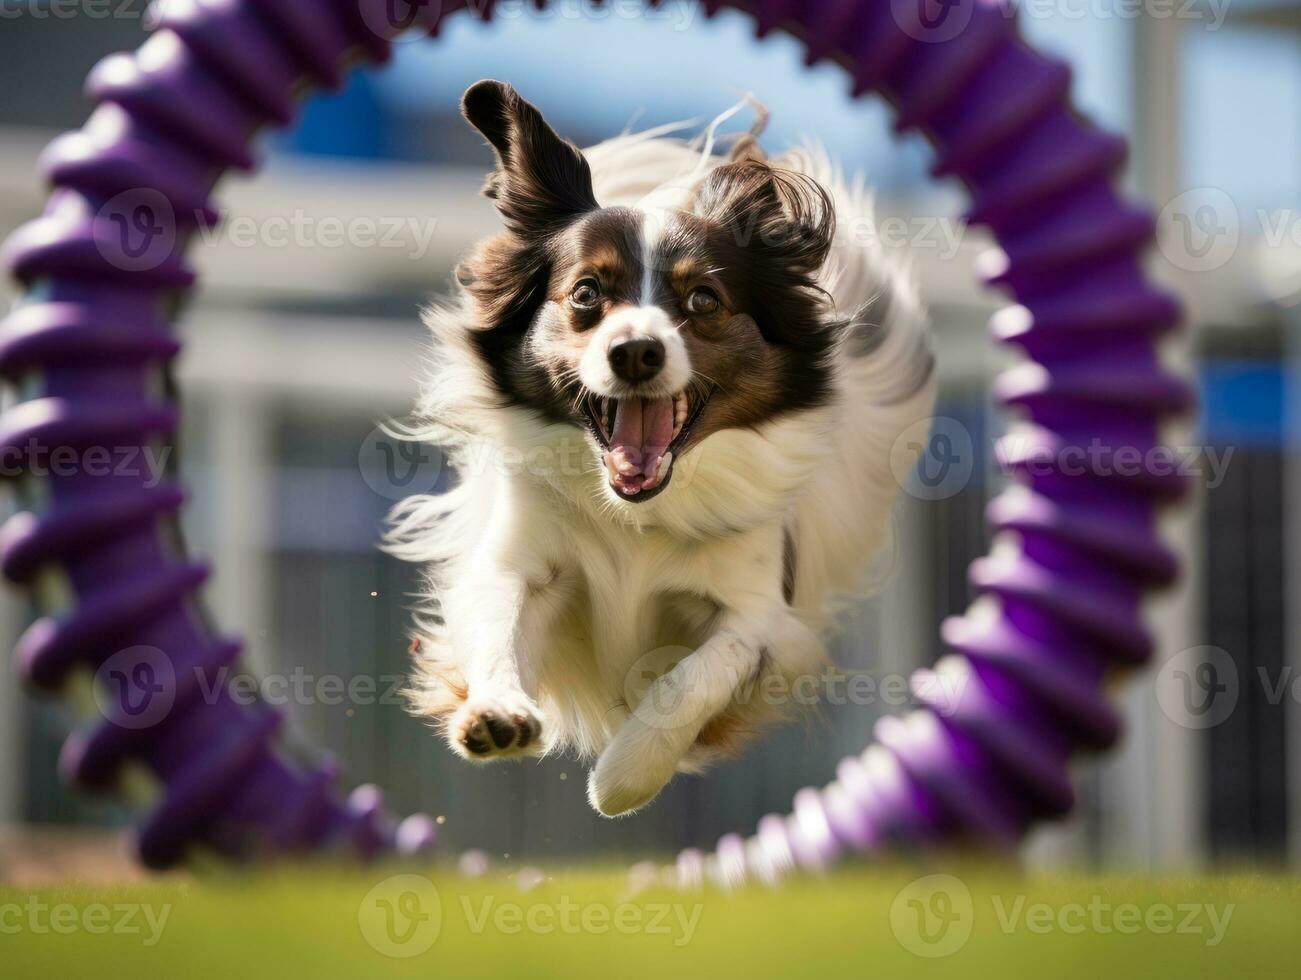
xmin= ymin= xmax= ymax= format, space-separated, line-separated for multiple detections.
xmin=686 ymin=287 xmax=720 ymax=316
xmin=570 ymin=279 xmax=602 ymax=309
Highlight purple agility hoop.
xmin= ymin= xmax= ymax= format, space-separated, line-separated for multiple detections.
xmin=0 ymin=0 xmax=1189 ymax=881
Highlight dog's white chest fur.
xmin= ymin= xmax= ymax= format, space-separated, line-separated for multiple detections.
xmin=434 ymin=413 xmax=822 ymax=757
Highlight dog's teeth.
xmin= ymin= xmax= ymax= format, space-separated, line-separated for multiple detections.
xmin=642 ymin=452 xmax=673 ymax=492
xmin=604 ymin=451 xmax=619 ymax=483
xmin=611 ymin=448 xmax=640 ymax=477
xmin=597 ymin=397 xmax=613 ymax=439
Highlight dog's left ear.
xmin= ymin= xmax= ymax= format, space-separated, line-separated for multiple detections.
xmin=462 ymin=80 xmax=598 ymax=236
xmin=698 ymin=159 xmax=835 ymax=282
xmin=695 ymin=160 xmax=837 ymax=349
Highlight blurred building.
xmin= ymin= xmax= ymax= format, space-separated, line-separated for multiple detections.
xmin=0 ymin=2 xmax=1298 ymax=868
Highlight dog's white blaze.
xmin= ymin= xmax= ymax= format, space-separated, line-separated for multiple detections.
xmin=576 ymin=296 xmax=691 ymax=397
xmin=639 ymin=208 xmax=664 ymax=308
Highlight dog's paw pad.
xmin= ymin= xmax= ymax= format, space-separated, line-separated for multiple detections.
xmin=513 ymin=712 xmax=541 ymax=749
xmin=453 ymin=702 xmax=543 ymax=760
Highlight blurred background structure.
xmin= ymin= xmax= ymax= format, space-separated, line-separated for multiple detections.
xmin=0 ymin=1 xmax=1298 ymax=871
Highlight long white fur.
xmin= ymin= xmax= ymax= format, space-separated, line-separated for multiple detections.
xmin=387 ymin=124 xmax=936 ymax=816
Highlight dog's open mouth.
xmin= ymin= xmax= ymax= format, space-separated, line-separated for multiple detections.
xmin=584 ymin=387 xmax=714 ymax=502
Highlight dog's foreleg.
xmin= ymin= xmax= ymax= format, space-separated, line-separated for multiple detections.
xmin=442 ymin=534 xmax=564 ymax=761
xmin=588 ymin=604 xmax=794 ymax=817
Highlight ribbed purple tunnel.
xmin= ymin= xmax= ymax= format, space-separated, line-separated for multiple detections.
xmin=0 ymin=0 xmax=1189 ymax=884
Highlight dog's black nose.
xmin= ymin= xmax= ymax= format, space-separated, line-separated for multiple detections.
xmin=608 ymin=337 xmax=665 ymax=384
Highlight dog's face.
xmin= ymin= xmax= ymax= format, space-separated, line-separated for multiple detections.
xmin=457 ymin=80 xmax=840 ymax=503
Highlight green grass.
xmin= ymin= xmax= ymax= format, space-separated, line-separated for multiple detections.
xmin=4 ymin=864 xmax=1300 ymax=978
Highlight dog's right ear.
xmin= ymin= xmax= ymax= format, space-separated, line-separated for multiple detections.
xmin=462 ymin=80 xmax=598 ymax=236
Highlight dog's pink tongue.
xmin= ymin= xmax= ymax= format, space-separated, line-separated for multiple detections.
xmin=609 ymin=398 xmax=674 ymax=488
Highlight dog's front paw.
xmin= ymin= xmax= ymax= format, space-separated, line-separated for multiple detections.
xmin=450 ymin=696 xmax=544 ymax=761
xmin=587 ymin=720 xmax=676 ymax=817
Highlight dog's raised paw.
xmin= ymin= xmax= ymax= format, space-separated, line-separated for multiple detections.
xmin=587 ymin=768 xmax=658 ymax=818
xmin=587 ymin=723 xmax=675 ymax=817
xmin=451 ymin=699 xmax=543 ymax=760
